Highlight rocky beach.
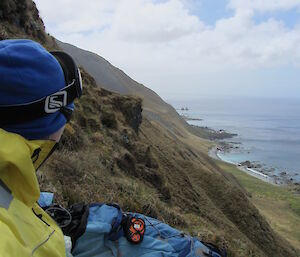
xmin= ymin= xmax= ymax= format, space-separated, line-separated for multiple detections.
xmin=209 ymin=145 xmax=277 ymax=184
xmin=209 ymin=141 xmax=300 ymax=186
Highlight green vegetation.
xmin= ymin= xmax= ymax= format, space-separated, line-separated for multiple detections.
xmin=218 ymin=161 xmax=300 ymax=251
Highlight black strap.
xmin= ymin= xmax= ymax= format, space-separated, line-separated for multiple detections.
xmin=0 ymin=81 xmax=77 ymax=126
xmin=62 ymin=203 xmax=90 ymax=247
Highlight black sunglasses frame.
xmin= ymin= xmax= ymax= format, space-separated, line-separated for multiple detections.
xmin=0 ymin=51 xmax=82 ymax=126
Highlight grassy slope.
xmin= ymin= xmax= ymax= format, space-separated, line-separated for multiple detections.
xmin=39 ymin=70 xmax=298 ymax=257
xmin=218 ymin=161 xmax=300 ymax=251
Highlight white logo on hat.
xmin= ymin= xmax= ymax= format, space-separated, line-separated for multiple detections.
xmin=45 ymin=91 xmax=67 ymax=113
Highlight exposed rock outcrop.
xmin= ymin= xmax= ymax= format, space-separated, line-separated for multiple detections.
xmin=0 ymin=0 xmax=45 ymax=40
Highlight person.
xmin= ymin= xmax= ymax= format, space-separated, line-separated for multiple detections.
xmin=0 ymin=39 xmax=82 ymax=257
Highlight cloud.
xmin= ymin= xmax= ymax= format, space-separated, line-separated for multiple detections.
xmin=36 ymin=0 xmax=118 ymax=34
xmin=111 ymin=0 xmax=205 ymax=43
xmin=228 ymin=0 xmax=300 ymax=12
xmin=34 ymin=0 xmax=300 ymax=98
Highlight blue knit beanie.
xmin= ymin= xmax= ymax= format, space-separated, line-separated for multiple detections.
xmin=0 ymin=39 xmax=74 ymax=140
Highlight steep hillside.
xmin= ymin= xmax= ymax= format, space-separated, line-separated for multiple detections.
xmin=0 ymin=1 xmax=299 ymax=257
xmin=40 ymin=69 xmax=298 ymax=257
xmin=57 ymin=40 xmax=191 ymax=136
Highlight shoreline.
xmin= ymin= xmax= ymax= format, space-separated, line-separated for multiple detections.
xmin=176 ymin=109 xmax=299 ymax=186
xmin=209 ymin=146 xmax=277 ymax=185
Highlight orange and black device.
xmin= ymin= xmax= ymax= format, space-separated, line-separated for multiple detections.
xmin=123 ymin=216 xmax=146 ymax=244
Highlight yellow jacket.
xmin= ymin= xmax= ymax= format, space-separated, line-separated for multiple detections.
xmin=0 ymin=129 xmax=66 ymax=257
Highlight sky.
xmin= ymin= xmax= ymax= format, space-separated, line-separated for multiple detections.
xmin=34 ymin=0 xmax=300 ymax=100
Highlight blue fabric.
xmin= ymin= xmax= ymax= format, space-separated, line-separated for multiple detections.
xmin=73 ymin=204 xmax=222 ymax=257
xmin=38 ymin=192 xmax=54 ymax=207
xmin=0 ymin=39 xmax=72 ymax=139
xmin=72 ymin=205 xmax=120 ymax=257
xmin=105 ymin=204 xmax=124 ymax=241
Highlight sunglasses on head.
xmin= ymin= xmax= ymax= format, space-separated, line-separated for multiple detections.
xmin=0 ymin=51 xmax=82 ymax=126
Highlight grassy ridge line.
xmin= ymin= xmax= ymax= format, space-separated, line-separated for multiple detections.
xmin=218 ymin=160 xmax=300 ymax=251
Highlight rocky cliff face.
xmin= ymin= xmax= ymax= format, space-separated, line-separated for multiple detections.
xmin=0 ymin=0 xmax=45 ymax=40
xmin=0 ymin=0 xmax=57 ymax=49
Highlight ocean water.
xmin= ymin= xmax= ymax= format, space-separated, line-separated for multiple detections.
xmin=170 ymin=98 xmax=300 ymax=182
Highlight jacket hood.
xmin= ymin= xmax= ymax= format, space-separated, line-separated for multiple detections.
xmin=0 ymin=129 xmax=56 ymax=207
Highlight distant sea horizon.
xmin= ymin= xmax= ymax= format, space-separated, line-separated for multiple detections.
xmin=169 ymin=97 xmax=300 ymax=183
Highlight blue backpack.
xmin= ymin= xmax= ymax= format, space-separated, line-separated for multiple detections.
xmin=39 ymin=193 xmax=226 ymax=257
